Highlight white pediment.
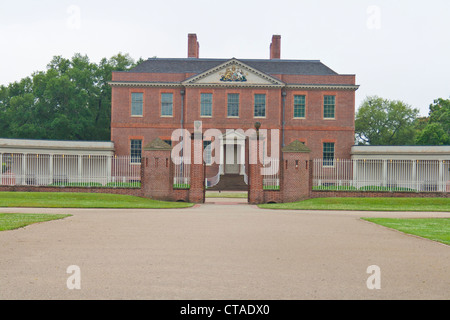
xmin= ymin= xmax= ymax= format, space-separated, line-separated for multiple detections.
xmin=182 ymin=59 xmax=284 ymax=87
xmin=220 ymin=129 xmax=248 ymax=141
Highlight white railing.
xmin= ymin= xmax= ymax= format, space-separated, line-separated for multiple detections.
xmin=313 ymin=159 xmax=450 ymax=192
xmin=173 ymin=157 xmax=190 ymax=189
xmin=0 ymin=154 xmax=141 ymax=188
xmin=263 ymin=157 xmax=280 ymax=190
xmin=110 ymin=156 xmax=141 ymax=187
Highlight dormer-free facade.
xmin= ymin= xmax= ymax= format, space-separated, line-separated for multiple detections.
xmin=110 ymin=34 xmax=359 ymax=179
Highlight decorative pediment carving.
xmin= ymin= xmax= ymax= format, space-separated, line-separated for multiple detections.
xmin=182 ymin=59 xmax=284 ymax=88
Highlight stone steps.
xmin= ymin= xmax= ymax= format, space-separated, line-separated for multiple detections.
xmin=207 ymin=174 xmax=247 ymax=191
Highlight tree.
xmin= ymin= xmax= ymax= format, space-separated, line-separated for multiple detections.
xmin=355 ymin=96 xmax=419 ymax=145
xmin=0 ymin=52 xmax=139 ymax=141
xmin=415 ymin=122 xmax=449 ymax=145
xmin=415 ymin=98 xmax=450 ymax=145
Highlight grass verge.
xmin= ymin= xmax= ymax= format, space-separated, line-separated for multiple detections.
xmin=362 ymin=218 xmax=450 ymax=246
xmin=0 ymin=192 xmax=194 ymax=209
xmin=258 ymin=197 xmax=450 ymax=212
xmin=0 ymin=213 xmax=71 ymax=231
xmin=205 ymin=192 xmax=248 ymax=198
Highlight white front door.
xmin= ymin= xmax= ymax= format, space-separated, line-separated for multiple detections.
xmin=225 ymin=144 xmax=240 ymax=174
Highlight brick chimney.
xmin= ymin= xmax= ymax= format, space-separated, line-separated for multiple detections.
xmin=188 ymin=33 xmax=199 ymax=58
xmin=270 ymin=35 xmax=281 ymax=59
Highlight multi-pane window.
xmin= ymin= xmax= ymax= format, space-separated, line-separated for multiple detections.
xmin=161 ymin=93 xmax=173 ymax=116
xmin=131 ymin=92 xmax=143 ymax=116
xmin=200 ymin=93 xmax=213 ymax=117
xmin=227 ymin=93 xmax=239 ymax=117
xmin=293 ymin=95 xmax=306 ymax=118
xmin=323 ymin=142 xmax=335 ymax=166
xmin=203 ymin=141 xmax=212 ymax=165
xmin=323 ymin=95 xmax=335 ymax=119
xmin=254 ymin=94 xmax=266 ymax=117
xmin=130 ymin=139 xmax=142 ymax=164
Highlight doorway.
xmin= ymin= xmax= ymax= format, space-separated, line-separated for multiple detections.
xmin=225 ymin=143 xmax=240 ymax=174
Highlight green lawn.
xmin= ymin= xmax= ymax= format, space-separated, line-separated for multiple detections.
xmin=205 ymin=192 xmax=248 ymax=198
xmin=0 ymin=213 xmax=71 ymax=231
xmin=363 ymin=218 xmax=450 ymax=246
xmin=0 ymin=192 xmax=193 ymax=209
xmin=259 ymin=197 xmax=450 ymax=212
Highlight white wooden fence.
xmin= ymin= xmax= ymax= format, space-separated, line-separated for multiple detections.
xmin=0 ymin=154 xmax=141 ymax=188
xmin=313 ymin=159 xmax=450 ymax=192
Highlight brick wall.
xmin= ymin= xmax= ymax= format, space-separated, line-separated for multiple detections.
xmin=141 ymin=148 xmax=173 ymax=201
xmin=283 ymin=89 xmax=355 ymax=159
xmin=247 ymin=135 xmax=264 ymax=204
xmin=111 ymin=71 xmax=356 ymax=160
xmin=281 ymin=153 xmax=311 ymax=203
xmin=138 ymin=137 xmax=205 ymax=204
xmin=0 ymin=185 xmax=143 ymax=197
xmin=189 ymin=133 xmax=205 ymax=203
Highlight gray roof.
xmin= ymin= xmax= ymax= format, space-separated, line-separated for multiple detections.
xmin=128 ymin=58 xmax=339 ymax=76
xmin=0 ymin=138 xmax=115 ymax=155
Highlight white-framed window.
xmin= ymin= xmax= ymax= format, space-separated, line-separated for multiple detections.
xmin=254 ymin=94 xmax=266 ymax=117
xmin=323 ymin=95 xmax=335 ymax=119
xmin=161 ymin=93 xmax=173 ymax=116
xmin=200 ymin=93 xmax=213 ymax=117
xmin=227 ymin=93 xmax=239 ymax=117
xmin=293 ymin=95 xmax=306 ymax=118
xmin=323 ymin=142 xmax=335 ymax=166
xmin=130 ymin=139 xmax=142 ymax=164
xmin=131 ymin=92 xmax=143 ymax=116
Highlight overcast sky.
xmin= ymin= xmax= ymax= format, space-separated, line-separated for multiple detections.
xmin=1 ymin=0 xmax=449 ymax=116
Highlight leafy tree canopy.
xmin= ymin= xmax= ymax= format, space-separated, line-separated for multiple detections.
xmin=0 ymin=53 xmax=139 ymax=141
xmin=415 ymin=98 xmax=450 ymax=145
xmin=355 ymin=96 xmax=419 ymax=145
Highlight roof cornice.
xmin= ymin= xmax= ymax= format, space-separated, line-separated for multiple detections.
xmin=109 ymin=81 xmax=359 ymax=91
xmin=183 ymin=83 xmax=284 ymax=89
xmin=108 ymin=81 xmax=183 ymax=88
xmin=286 ymin=84 xmax=360 ymax=91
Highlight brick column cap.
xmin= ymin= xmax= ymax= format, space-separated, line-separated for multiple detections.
xmin=282 ymin=140 xmax=311 ymax=153
xmin=144 ymin=138 xmax=172 ymax=151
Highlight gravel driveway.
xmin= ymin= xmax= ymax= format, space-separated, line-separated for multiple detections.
xmin=0 ymin=203 xmax=449 ymax=300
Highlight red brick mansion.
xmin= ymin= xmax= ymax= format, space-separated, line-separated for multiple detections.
xmin=109 ymin=34 xmax=359 ymax=182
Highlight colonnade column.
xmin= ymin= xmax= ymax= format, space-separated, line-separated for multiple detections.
xmin=49 ymin=154 xmax=54 ymax=185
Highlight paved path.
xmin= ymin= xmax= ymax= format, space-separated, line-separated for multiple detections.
xmin=0 ymin=203 xmax=449 ymax=300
